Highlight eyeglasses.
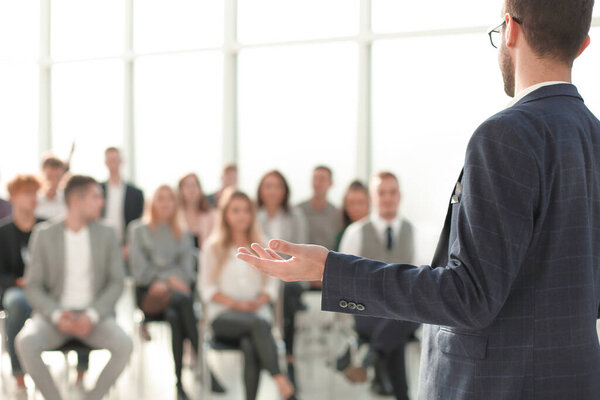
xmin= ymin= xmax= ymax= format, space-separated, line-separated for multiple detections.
xmin=487 ymin=16 xmax=521 ymax=49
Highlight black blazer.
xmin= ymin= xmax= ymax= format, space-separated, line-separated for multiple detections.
xmin=100 ymin=182 xmax=145 ymax=240
xmin=321 ymin=84 xmax=600 ymax=399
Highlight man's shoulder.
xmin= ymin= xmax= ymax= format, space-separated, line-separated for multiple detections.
xmin=344 ymin=217 xmax=371 ymax=238
xmin=32 ymin=219 xmax=63 ymax=238
xmin=125 ymin=182 xmax=143 ymax=195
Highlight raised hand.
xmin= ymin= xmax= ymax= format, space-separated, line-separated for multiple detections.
xmin=236 ymin=239 xmax=329 ymax=282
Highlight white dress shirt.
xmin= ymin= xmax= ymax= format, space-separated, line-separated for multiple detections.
xmin=339 ymin=213 xmax=404 ymax=256
xmin=506 ymin=81 xmax=569 ymax=108
xmin=52 ymin=226 xmax=98 ymax=324
xmin=35 ymin=190 xmax=66 ymax=220
xmin=104 ymin=181 xmax=125 ymax=242
xmin=200 ymin=245 xmax=279 ymax=323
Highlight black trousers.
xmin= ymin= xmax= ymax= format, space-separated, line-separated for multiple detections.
xmin=212 ymin=311 xmax=281 ymax=400
xmin=165 ymin=291 xmax=199 ymax=386
xmin=355 ymin=316 xmax=419 ymax=400
xmin=283 ymin=282 xmax=305 ymax=357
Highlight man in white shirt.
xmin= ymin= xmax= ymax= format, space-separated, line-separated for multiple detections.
xmin=337 ymin=172 xmax=418 ymax=399
xmin=35 ymin=155 xmax=67 ymax=220
xmin=16 ymin=175 xmax=132 ymax=400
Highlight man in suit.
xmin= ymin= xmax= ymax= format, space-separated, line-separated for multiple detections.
xmin=101 ymin=147 xmax=144 ymax=259
xmin=16 ymin=175 xmax=133 ymax=400
xmin=338 ymin=172 xmax=418 ymax=399
xmin=237 ymin=1 xmax=600 ymax=399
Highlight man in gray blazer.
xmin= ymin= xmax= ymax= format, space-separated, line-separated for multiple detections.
xmin=237 ymin=1 xmax=599 ymax=399
xmin=16 ymin=175 xmax=132 ymax=400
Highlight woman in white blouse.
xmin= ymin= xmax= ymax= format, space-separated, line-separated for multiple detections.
xmin=201 ymin=188 xmax=297 ymax=400
xmin=256 ymin=170 xmax=308 ymax=387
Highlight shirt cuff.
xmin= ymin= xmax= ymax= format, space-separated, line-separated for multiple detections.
xmin=86 ymin=308 xmax=100 ymax=325
xmin=51 ymin=310 xmax=63 ymax=325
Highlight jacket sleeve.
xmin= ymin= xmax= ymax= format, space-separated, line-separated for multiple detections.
xmin=322 ymin=116 xmax=539 ymax=330
xmin=89 ymin=228 xmax=125 ymax=319
xmin=24 ymin=226 xmax=62 ymax=320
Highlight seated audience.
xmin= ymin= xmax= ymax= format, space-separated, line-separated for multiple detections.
xmin=177 ymin=173 xmax=216 ymax=249
xmin=35 ymin=154 xmax=67 ymax=220
xmin=200 ymin=189 xmax=296 ymax=400
xmin=100 ymin=147 xmax=144 ymax=257
xmin=337 ymin=172 xmax=418 ymax=400
xmin=129 ymin=184 xmax=222 ymax=400
xmin=256 ymin=170 xmax=307 ymax=386
xmin=207 ymin=163 xmax=238 ymax=207
xmin=16 ymin=175 xmax=133 ymax=400
xmin=333 ymin=180 xmax=370 ymax=251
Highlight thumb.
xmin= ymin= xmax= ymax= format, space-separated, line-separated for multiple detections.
xmin=268 ymin=239 xmax=302 ymax=256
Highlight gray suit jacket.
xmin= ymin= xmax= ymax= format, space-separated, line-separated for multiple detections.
xmin=25 ymin=219 xmax=125 ymax=321
xmin=322 ymin=84 xmax=600 ymax=399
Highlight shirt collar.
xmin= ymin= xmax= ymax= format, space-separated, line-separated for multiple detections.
xmin=506 ymin=81 xmax=570 ymax=108
xmin=371 ymin=212 xmax=402 ymax=235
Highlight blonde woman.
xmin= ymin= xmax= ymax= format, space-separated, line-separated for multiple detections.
xmin=177 ymin=173 xmax=216 ymax=249
xmin=201 ymin=189 xmax=297 ymax=400
xmin=129 ymin=185 xmax=223 ymax=400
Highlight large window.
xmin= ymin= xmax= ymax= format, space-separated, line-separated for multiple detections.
xmin=0 ymin=1 xmax=598 ymax=243
xmin=134 ymin=52 xmax=223 ymax=195
xmin=238 ymin=43 xmax=358 ymax=204
xmin=51 ymin=60 xmax=124 ymax=180
xmin=0 ymin=1 xmax=39 ymax=195
xmin=238 ymin=0 xmax=359 ymax=44
xmin=372 ymin=34 xmax=508 ymax=262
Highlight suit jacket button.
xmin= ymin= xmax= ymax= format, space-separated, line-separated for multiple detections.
xmin=347 ymin=302 xmax=357 ymax=310
xmin=339 ymin=300 xmax=348 ymax=308
xmin=356 ymin=304 xmax=365 ymax=311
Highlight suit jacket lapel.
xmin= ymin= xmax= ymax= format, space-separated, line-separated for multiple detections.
xmin=56 ymin=221 xmax=66 ymax=295
xmin=89 ymin=223 xmax=99 ymax=294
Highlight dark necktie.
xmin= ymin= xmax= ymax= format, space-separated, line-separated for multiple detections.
xmin=386 ymin=226 xmax=393 ymax=250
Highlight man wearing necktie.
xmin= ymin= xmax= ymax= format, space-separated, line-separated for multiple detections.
xmin=336 ymin=172 xmax=418 ymax=399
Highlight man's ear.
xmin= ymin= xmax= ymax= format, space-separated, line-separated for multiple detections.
xmin=504 ymin=14 xmax=520 ymax=48
xmin=575 ymin=35 xmax=591 ymax=59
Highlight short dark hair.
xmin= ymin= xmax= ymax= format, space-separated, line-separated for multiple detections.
xmin=371 ymin=171 xmax=400 ymax=187
xmin=64 ymin=175 xmax=98 ymax=204
xmin=223 ymin=163 xmax=237 ymax=174
xmin=105 ymin=147 xmax=121 ymax=155
xmin=257 ymin=170 xmax=291 ymax=212
xmin=505 ymin=0 xmax=594 ymax=65
xmin=314 ymin=165 xmax=333 ymax=180
xmin=41 ymin=154 xmax=65 ymax=170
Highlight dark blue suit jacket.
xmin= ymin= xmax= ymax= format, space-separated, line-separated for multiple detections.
xmin=322 ymin=84 xmax=600 ymax=399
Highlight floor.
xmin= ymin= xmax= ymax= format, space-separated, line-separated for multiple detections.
xmin=2 ymin=282 xmax=599 ymax=400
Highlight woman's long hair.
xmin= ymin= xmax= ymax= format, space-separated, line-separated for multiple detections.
xmin=144 ymin=184 xmax=183 ymax=239
xmin=256 ymin=170 xmax=291 ymax=213
xmin=207 ymin=188 xmax=264 ymax=280
xmin=178 ymin=172 xmax=211 ymax=213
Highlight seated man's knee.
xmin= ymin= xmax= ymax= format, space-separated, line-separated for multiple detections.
xmin=15 ymin=330 xmax=40 ymax=357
